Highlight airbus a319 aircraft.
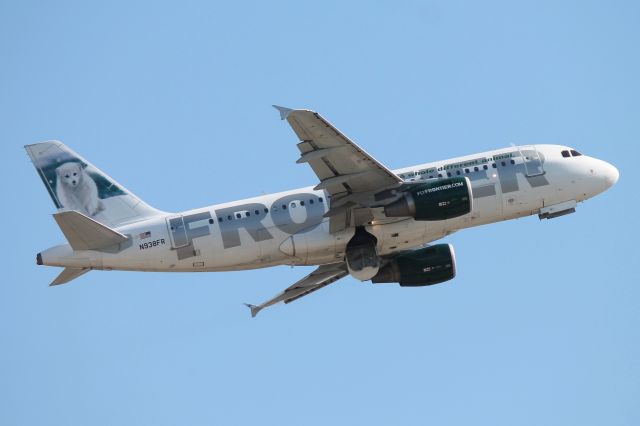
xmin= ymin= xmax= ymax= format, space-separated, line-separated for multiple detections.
xmin=27 ymin=106 xmax=619 ymax=316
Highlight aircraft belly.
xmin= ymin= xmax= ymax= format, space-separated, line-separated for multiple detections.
xmin=276 ymin=221 xmax=352 ymax=266
xmin=373 ymin=220 xmax=433 ymax=255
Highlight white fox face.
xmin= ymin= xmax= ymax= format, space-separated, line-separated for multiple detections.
xmin=56 ymin=162 xmax=84 ymax=187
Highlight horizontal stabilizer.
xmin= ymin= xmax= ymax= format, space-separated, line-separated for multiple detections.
xmin=50 ymin=267 xmax=90 ymax=286
xmin=54 ymin=210 xmax=129 ymax=251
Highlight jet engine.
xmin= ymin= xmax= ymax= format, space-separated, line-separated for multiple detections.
xmin=371 ymin=244 xmax=456 ymax=286
xmin=384 ymin=177 xmax=472 ymax=221
xmin=345 ymin=227 xmax=380 ymax=281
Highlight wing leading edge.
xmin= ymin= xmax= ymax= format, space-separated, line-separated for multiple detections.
xmin=274 ymin=106 xmax=403 ymax=232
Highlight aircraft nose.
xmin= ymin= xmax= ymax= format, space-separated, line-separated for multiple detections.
xmin=602 ymin=161 xmax=619 ymax=188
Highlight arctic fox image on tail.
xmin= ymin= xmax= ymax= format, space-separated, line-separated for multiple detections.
xmin=55 ymin=162 xmax=103 ymax=216
xmin=25 ymin=141 xmax=162 ymax=228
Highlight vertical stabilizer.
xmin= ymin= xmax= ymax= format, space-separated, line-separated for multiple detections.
xmin=25 ymin=141 xmax=164 ymax=227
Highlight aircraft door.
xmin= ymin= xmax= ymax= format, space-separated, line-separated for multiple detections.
xmin=520 ymin=146 xmax=544 ymax=177
xmin=166 ymin=215 xmax=189 ymax=248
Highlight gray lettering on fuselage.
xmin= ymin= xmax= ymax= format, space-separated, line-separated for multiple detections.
xmin=172 ymin=211 xmax=213 ymax=260
xmin=498 ymin=150 xmax=549 ymax=193
xmin=215 ymin=203 xmax=273 ymax=249
xmin=184 ymin=212 xmax=211 ymax=239
xmin=465 ymin=169 xmax=496 ymax=198
xmin=215 ymin=195 xmax=324 ymax=249
xmin=472 ymin=184 xmax=497 ymax=197
xmin=201 ymin=150 xmax=550 ymax=254
xmin=403 ymin=149 xmax=550 ymax=198
xmin=271 ymin=193 xmax=324 ymax=234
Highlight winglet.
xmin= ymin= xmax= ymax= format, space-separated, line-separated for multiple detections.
xmin=272 ymin=105 xmax=293 ymax=120
xmin=244 ymin=303 xmax=262 ymax=318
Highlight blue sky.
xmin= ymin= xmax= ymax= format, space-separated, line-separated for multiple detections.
xmin=1 ymin=1 xmax=639 ymax=425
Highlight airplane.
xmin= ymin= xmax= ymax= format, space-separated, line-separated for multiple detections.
xmin=26 ymin=106 xmax=619 ymax=317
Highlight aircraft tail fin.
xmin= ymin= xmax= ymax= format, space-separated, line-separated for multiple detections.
xmin=50 ymin=267 xmax=90 ymax=286
xmin=25 ymin=141 xmax=164 ymax=228
xmin=53 ymin=210 xmax=130 ymax=251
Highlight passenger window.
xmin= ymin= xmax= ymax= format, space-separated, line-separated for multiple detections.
xmin=465 ymin=168 xmax=469 ymax=173
xmin=501 ymin=161 xmax=506 ymax=166
xmin=255 ymin=210 xmax=259 ymax=215
xmin=236 ymin=213 xmax=241 ymax=219
xmin=219 ymin=217 xmax=223 ymax=222
xmin=300 ymin=201 xmax=305 ymax=206
xmin=483 ymin=165 xmax=488 ymax=170
xmin=561 ymin=150 xmax=570 ymax=158
xmin=291 ymin=202 xmax=296 ymax=208
xmin=318 ymin=197 xmax=323 ymax=203
xmin=438 ymin=173 xmax=442 ymax=178
xmin=246 ymin=212 xmax=250 ymax=217
xmin=264 ymin=208 xmax=269 ymax=213
xmin=510 ymin=160 xmax=515 ymax=165
xmin=282 ymin=204 xmax=287 ymax=210
xmin=208 ymin=218 xmax=214 ymax=224
xmin=447 ymin=172 xmax=452 ymax=177
xmin=492 ymin=163 xmax=497 ymax=168
xmin=570 ymin=150 xmax=582 ymax=157
xmin=309 ymin=199 xmax=314 ymax=204
xmin=456 ymin=170 xmax=461 ymax=176
xmin=227 ymin=215 xmax=232 ymax=220
xmin=474 ymin=166 xmax=479 ymax=171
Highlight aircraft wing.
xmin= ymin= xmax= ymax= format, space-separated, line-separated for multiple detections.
xmin=274 ymin=106 xmax=404 ymax=232
xmin=245 ymin=263 xmax=348 ymax=317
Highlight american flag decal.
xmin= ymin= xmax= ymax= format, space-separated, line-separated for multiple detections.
xmin=139 ymin=231 xmax=151 ymax=239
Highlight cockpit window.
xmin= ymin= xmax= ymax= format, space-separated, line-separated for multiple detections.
xmin=561 ymin=150 xmax=570 ymax=158
xmin=570 ymin=149 xmax=582 ymax=157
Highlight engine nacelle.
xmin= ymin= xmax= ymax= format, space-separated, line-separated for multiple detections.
xmin=384 ymin=177 xmax=472 ymax=221
xmin=371 ymin=244 xmax=456 ymax=287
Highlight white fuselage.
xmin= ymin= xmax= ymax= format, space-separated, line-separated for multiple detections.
xmin=39 ymin=144 xmax=618 ymax=273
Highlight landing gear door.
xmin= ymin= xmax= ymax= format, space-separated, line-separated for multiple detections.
xmin=167 ymin=216 xmax=189 ymax=248
xmin=520 ymin=145 xmax=545 ymax=177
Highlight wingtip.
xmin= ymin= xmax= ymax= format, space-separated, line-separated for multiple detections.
xmin=272 ymin=105 xmax=293 ymax=120
xmin=243 ymin=303 xmax=262 ymax=318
